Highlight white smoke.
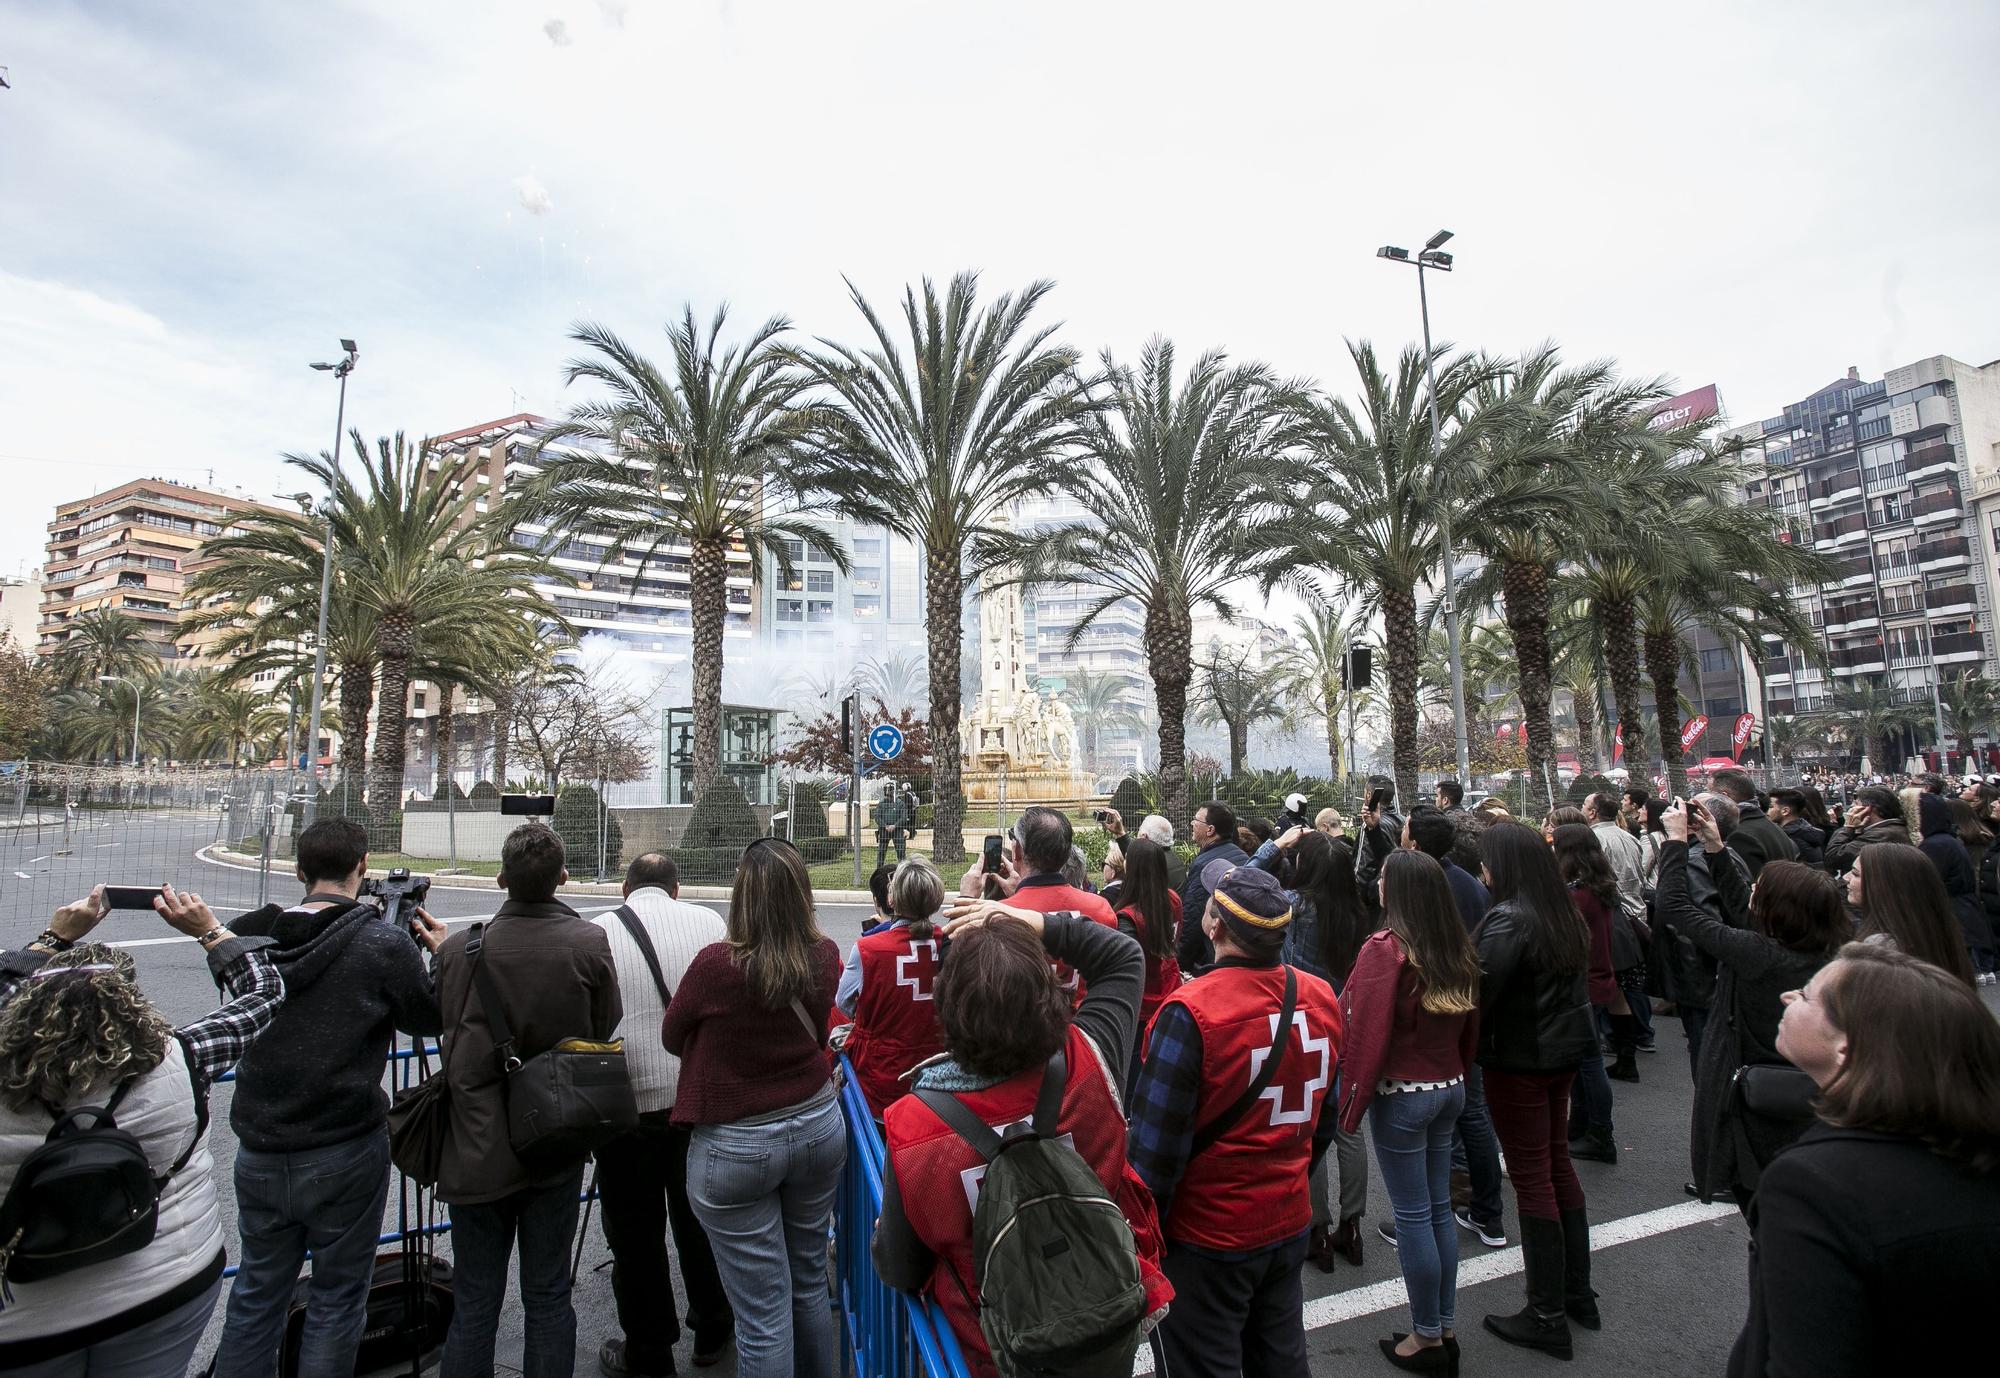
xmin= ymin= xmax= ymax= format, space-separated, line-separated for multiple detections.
xmin=542 ymin=18 xmax=572 ymax=46
xmin=596 ymin=0 xmax=629 ymax=26
xmin=514 ymin=175 xmax=553 ymax=216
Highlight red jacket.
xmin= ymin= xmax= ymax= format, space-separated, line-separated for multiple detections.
xmin=1007 ymin=876 xmax=1118 ymax=1001
xmin=846 ymin=927 xmax=948 ymax=1116
xmin=1336 ymin=931 xmax=1478 ymax=1133
xmin=883 ymin=1025 xmax=1172 ymax=1378
xmin=1157 ymin=962 xmax=1343 ymax=1251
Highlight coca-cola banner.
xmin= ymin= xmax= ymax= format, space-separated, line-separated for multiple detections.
xmin=1679 ymin=714 xmax=1710 ymax=755
xmin=1613 ymin=724 xmax=1624 ymax=765
xmin=1731 ymin=713 xmax=1756 ymax=761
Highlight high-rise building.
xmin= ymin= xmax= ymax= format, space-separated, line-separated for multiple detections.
xmin=39 ymin=479 xmax=269 ymax=665
xmin=757 ymin=517 xmax=925 ymax=665
xmin=0 ymin=569 xmax=42 ymax=650
xmin=1738 ymin=356 xmax=2000 ymax=749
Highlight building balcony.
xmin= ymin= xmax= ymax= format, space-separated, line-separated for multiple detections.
xmin=1933 ymin=632 xmax=1986 ymax=663
xmin=1911 ymin=487 xmax=1964 ymax=524
xmin=1915 ymin=535 xmax=1970 ymax=568
xmin=1905 ymin=443 xmax=1957 ymax=479
xmin=1814 ymin=470 xmax=1864 ymax=503
xmin=1832 ymin=644 xmax=1887 ymax=673
xmin=1828 ymin=554 xmax=1875 ymax=587
xmin=1927 ymin=584 xmax=1978 ymax=615
xmin=1812 ymin=512 xmax=1869 ymax=545
xmin=1824 ymin=609 xmax=1881 ymax=636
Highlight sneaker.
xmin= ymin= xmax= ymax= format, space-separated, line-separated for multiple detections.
xmin=1636 ymin=1039 xmax=1658 ymax=1053
xmin=1377 ymin=1220 xmax=1399 ymax=1247
xmin=1455 ymin=1208 xmax=1507 ymax=1247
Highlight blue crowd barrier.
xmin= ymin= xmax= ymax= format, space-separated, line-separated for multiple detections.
xmin=212 ymin=1043 xmax=974 ymax=1378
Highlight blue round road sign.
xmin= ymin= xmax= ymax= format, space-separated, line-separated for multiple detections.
xmin=868 ymin=723 xmax=905 ymax=761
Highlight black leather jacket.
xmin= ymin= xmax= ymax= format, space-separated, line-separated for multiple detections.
xmin=1652 ymin=840 xmax=1748 ymax=1011
xmin=1473 ymin=898 xmax=1597 ymax=1074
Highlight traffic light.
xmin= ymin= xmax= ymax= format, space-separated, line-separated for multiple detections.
xmin=1341 ymin=647 xmax=1373 ymax=690
xmin=841 ymin=695 xmax=854 ymax=758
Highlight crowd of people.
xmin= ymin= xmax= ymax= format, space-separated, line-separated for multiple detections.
xmin=0 ymin=768 xmax=1996 ymax=1378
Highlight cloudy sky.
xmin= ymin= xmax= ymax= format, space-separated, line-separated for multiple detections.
xmin=3 ymin=0 xmax=1997 ymax=578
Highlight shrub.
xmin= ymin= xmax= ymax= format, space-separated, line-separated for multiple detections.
xmin=468 ymin=779 xmax=501 ymax=803
xmin=1567 ymin=774 xmax=1616 ymax=808
xmin=790 ymin=780 xmax=831 ymax=839
xmin=683 ymin=777 xmax=760 ymax=850
xmin=552 ymin=782 xmax=622 ymax=877
xmin=1108 ymin=775 xmax=1151 ymax=823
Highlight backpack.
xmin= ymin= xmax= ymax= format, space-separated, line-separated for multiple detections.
xmin=0 ymin=1063 xmax=207 ymax=1304
xmin=916 ymin=1049 xmax=1147 ymax=1377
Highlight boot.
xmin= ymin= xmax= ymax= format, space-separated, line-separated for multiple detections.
xmin=1332 ymin=1214 xmax=1364 ymax=1266
xmin=1483 ymin=1215 xmax=1574 ymax=1360
xmin=1306 ymin=1224 xmax=1337 ymax=1274
xmin=1606 ymin=1049 xmax=1640 ymax=1083
xmin=1561 ymin=1207 xmax=1599 ymax=1330
xmin=1571 ymin=1124 xmax=1618 ymax=1164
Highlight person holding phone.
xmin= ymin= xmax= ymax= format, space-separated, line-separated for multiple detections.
xmin=216 ymin=818 xmax=447 ymax=1378
xmin=1821 ymin=786 xmax=1910 ymax=876
xmin=960 ymin=809 xmax=1116 ymax=998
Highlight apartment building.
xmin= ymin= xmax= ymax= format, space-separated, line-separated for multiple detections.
xmin=1741 ymin=356 xmax=2000 ymax=733
xmin=758 ymin=516 xmax=925 ymax=663
xmin=0 ymin=570 xmax=42 ymax=650
xmin=39 ymin=479 xmax=267 ymax=664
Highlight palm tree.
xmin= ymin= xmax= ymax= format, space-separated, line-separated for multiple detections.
xmin=179 ymin=676 xmax=286 ymax=764
xmin=1763 ymin=712 xmax=1831 ymax=770
xmin=48 ymin=608 xmax=161 ymax=689
xmin=854 ymin=652 xmax=928 ymax=716
xmin=1801 ymin=676 xmax=1928 ymax=773
xmin=790 ymin=272 xmax=1096 ymax=862
xmin=1549 ymin=627 xmax=1608 ymax=773
xmin=1056 ymin=667 xmax=1140 ymax=773
xmin=1271 ymin=601 xmax=1370 ymax=781
xmin=1941 ymin=669 xmax=2000 ymax=763
xmin=526 ymin=309 xmax=842 ymax=799
xmin=1193 ymin=640 xmax=1287 ymax=777
xmin=1001 ymin=337 xmax=1289 ymax=837
xmin=1257 ymin=341 xmax=1512 ymax=803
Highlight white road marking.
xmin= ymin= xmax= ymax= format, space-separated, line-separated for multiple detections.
xmin=1128 ymin=1200 xmax=1739 ymax=1374
xmin=25 ymin=856 xmax=48 ymax=865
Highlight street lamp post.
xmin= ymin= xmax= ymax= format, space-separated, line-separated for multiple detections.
xmin=304 ymin=339 xmax=358 ymax=823
xmin=1378 ymin=231 xmax=1472 ymax=788
xmin=97 ymin=675 xmax=140 ymax=766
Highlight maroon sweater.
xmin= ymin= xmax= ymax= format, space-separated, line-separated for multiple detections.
xmin=662 ymin=937 xmax=841 ymax=1126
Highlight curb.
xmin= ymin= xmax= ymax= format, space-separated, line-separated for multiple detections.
xmin=196 ymin=845 xmax=873 ymax=905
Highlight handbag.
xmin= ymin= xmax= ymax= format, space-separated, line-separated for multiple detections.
xmin=281 ymin=1250 xmax=453 ymax=1377
xmin=466 ymin=924 xmax=638 ymax=1173
xmin=386 ymin=1041 xmax=451 ymax=1187
xmin=1734 ymin=1063 xmax=1818 ymax=1121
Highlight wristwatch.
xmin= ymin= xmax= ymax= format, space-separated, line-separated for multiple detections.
xmin=196 ymin=926 xmax=230 ymax=949
xmin=33 ymin=929 xmax=76 ymax=953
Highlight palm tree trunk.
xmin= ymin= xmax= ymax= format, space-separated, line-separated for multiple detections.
xmin=491 ymin=682 xmax=514 ymax=788
xmin=688 ymin=535 xmax=728 ymax=800
xmin=1599 ymin=596 xmax=1645 ymax=779
xmin=1571 ymin=686 xmax=1600 ymax=775
xmin=1382 ymin=584 xmax=1422 ymax=805
xmin=434 ymin=687 xmax=455 ymax=798
xmin=1645 ymin=628 xmax=1689 ymax=798
xmin=369 ymin=620 xmax=414 ymax=835
xmin=925 ymin=547 xmax=967 ymax=864
xmin=337 ymin=658 xmax=374 ymax=802
xmin=1228 ymin=722 xmax=1248 ymax=777
xmin=1325 ymin=689 xmax=1344 ymax=782
xmin=1146 ymin=595 xmax=1193 ymax=840
xmin=1502 ymin=558 xmax=1556 ymax=815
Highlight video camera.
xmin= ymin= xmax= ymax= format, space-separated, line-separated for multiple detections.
xmin=361 ymin=866 xmax=431 ymax=929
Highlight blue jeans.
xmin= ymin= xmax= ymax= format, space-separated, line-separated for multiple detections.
xmin=443 ymin=1165 xmax=587 ymax=1378
xmin=1451 ymin=1063 xmax=1505 ymax=1230
xmin=688 ymin=1090 xmax=846 ymax=1378
xmin=1370 ymin=1083 xmax=1465 ymax=1340
xmin=216 ymin=1127 xmax=392 ymax=1378
xmin=1572 ymin=1015 xmax=1615 ymax=1132
xmin=15 ymin=1275 xmax=222 ymax=1378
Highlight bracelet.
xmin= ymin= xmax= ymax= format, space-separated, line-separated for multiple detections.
xmin=33 ymin=929 xmax=76 ymax=952
xmin=196 ymin=927 xmax=229 ymax=949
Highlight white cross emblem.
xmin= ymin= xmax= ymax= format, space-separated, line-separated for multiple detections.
xmin=1248 ymin=1011 xmax=1331 ymax=1127
xmin=895 ymin=940 xmax=941 ymax=1001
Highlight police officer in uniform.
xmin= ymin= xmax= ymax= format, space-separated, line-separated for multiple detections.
xmin=873 ymin=783 xmax=911 ymax=870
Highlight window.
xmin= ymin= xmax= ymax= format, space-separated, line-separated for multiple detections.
xmin=414 ymin=690 xmax=427 ymax=710
xmin=1698 ymin=647 xmax=1733 ymax=674
xmin=807 ymin=600 xmax=834 ymax=624
xmin=779 ymin=538 xmax=805 ymax=562
xmin=806 ymin=570 xmax=834 ymax=594
xmin=854 ymin=537 xmax=884 ymax=558
xmin=776 ymin=598 xmax=804 ymax=623
xmin=1869 ymin=494 xmax=1902 ymax=524
xmin=853 ymin=594 xmax=881 ymax=619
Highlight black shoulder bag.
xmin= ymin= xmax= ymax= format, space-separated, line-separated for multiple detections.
xmin=466 ymin=923 xmax=638 ymax=1173
xmin=611 ymin=905 xmax=673 ymax=1005
xmin=1191 ymin=965 xmax=1299 ymax=1158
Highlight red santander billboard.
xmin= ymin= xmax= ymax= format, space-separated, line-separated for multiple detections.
xmin=1650 ymin=384 xmax=1720 ymax=432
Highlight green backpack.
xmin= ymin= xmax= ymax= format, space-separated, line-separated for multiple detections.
xmin=917 ymin=1049 xmax=1148 ymax=1378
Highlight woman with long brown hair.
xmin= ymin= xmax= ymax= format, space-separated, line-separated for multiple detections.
xmin=1473 ymin=821 xmax=1600 ymax=1360
xmin=1113 ymin=836 xmax=1184 ymax=1057
xmin=1339 ymin=852 xmax=1482 ymax=1371
xmin=1843 ymin=841 xmax=1977 ymax=985
xmin=664 ymin=838 xmax=845 ymax=1378
xmin=1730 ymin=943 xmax=2000 ymax=1375
xmin=1551 ymin=823 xmax=1637 ymax=1165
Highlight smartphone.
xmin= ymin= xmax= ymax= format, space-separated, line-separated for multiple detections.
xmin=982 ymin=834 xmax=1004 ymax=872
xmin=1368 ymin=786 xmax=1393 ymax=811
xmin=500 ymin=793 xmax=557 ymax=817
xmin=104 ymin=885 xmax=165 ymax=911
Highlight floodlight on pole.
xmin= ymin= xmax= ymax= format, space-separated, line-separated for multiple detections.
xmin=98 ymin=675 xmax=141 ymax=767
xmin=303 ymin=338 xmax=358 ymax=817
xmin=1378 ymin=229 xmax=1473 ymax=790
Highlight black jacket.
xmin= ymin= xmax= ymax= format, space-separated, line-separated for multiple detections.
xmin=1917 ymin=792 xmax=1997 ymax=952
xmin=1780 ymin=819 xmax=1826 ymax=867
xmin=1178 ymin=839 xmax=1249 ymax=972
xmin=1821 ymin=817 xmax=1909 ymax=875
xmin=1651 ymin=840 xmax=1746 ymax=1011
xmin=1725 ymin=802 xmax=1798 ymax=880
xmin=230 ymin=895 xmax=443 ymax=1152
xmin=1980 ymin=843 xmax=2000 ymax=944
xmin=1471 ymin=898 xmax=1596 ymax=1074
xmin=1353 ymin=810 xmax=1403 ymax=894
xmin=1730 ymin=1127 xmax=2000 ymax=1377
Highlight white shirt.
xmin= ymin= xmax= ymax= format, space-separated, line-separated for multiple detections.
xmin=593 ymin=886 xmax=727 ymax=1114
xmin=1593 ymin=821 xmax=1648 ymax=921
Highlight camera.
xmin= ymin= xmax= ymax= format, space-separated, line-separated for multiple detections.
xmin=1093 ymin=808 xmax=1110 ymax=824
xmin=361 ymin=866 xmax=431 ymax=928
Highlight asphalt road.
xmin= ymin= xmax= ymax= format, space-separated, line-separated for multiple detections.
xmin=0 ymin=810 xmax=1887 ymax=1376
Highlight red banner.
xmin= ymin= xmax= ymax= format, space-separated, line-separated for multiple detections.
xmin=1679 ymin=714 xmax=1710 ymax=755
xmin=1516 ymin=722 xmax=1529 ymax=747
xmin=1613 ymin=725 xmax=1624 ymax=765
xmin=1731 ymin=713 xmax=1756 ymax=761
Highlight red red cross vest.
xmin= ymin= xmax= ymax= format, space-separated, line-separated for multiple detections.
xmin=1156 ymin=962 xmax=1344 ymax=1251
xmin=883 ymin=1025 xmax=1174 ymax=1378
xmin=845 ymin=927 xmax=948 ymax=1117
xmin=1119 ymin=895 xmax=1186 ymax=1036
xmin=1006 ymin=882 xmax=1119 ymax=1004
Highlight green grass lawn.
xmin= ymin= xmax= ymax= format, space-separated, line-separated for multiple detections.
xmin=805 ymin=855 xmax=975 ymax=891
